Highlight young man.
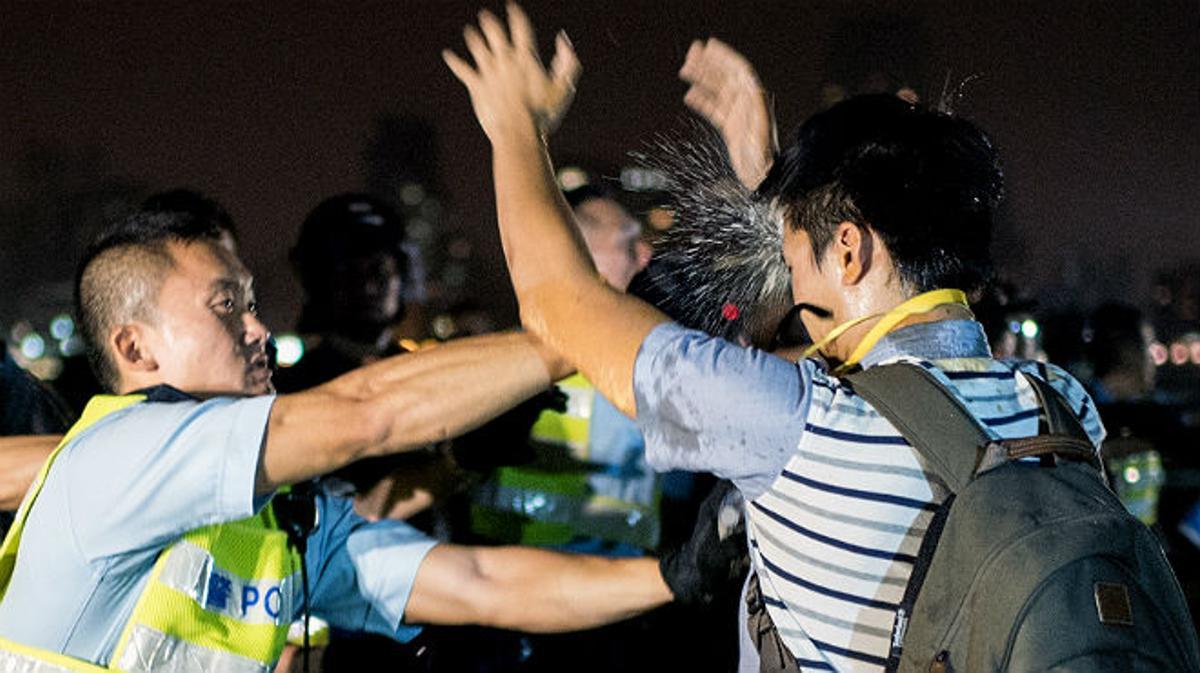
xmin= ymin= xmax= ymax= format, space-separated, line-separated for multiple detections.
xmin=0 ymin=211 xmax=674 ymax=671
xmin=444 ymin=7 xmax=1104 ymax=672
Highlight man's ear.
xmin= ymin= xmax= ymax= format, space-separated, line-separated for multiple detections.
xmin=110 ymin=324 xmax=158 ymax=375
xmin=834 ymin=221 xmax=873 ymax=286
xmin=634 ymin=239 xmax=652 ymax=274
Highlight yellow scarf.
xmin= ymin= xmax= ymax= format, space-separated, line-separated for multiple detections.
xmin=801 ymin=288 xmax=971 ymax=374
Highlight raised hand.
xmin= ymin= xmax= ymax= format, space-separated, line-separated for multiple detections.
xmin=443 ymin=3 xmax=581 ymax=144
xmin=679 ymin=38 xmax=777 ymax=189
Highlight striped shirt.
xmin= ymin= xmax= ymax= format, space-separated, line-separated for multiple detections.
xmin=633 ymin=320 xmax=1104 ymax=673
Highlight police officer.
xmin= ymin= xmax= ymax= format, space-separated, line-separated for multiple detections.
xmin=0 ymin=211 xmax=679 ymax=671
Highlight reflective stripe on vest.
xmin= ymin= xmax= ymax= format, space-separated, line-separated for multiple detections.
xmin=0 ymin=636 xmax=109 ymax=673
xmin=117 ymin=624 xmax=271 ymax=673
xmin=473 ymin=375 xmax=660 ymax=549
xmin=0 ymin=394 xmax=298 ymax=671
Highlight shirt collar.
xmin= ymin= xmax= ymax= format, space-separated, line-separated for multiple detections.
xmin=859 ymin=319 xmax=992 ymax=368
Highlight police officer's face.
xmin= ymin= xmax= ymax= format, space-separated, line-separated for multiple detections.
xmin=147 ymin=241 xmax=273 ymax=396
xmin=332 ymin=252 xmax=403 ymax=326
xmin=574 ymin=197 xmax=650 ymax=292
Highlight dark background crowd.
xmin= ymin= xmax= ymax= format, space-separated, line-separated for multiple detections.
xmin=2 ymin=0 xmax=1198 ymax=670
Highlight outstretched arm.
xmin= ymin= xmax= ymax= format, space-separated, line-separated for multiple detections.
xmin=680 ymin=38 xmax=777 ymax=190
xmin=405 ymin=544 xmax=672 ymax=632
xmin=444 ymin=4 xmax=669 ymax=417
xmin=0 ymin=435 xmax=57 ymax=509
xmin=258 ymin=331 xmax=568 ymax=495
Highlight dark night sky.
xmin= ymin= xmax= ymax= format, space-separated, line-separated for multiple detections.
xmin=2 ymin=1 xmax=1197 ymax=332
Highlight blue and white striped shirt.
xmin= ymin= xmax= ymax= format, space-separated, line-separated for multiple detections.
xmin=633 ymin=319 xmax=1104 ymax=673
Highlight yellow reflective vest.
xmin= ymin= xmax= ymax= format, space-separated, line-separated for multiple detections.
xmin=0 ymin=393 xmax=301 ymax=672
xmin=471 ymin=374 xmax=661 ymax=550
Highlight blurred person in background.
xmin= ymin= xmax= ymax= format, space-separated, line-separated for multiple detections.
xmin=272 ymin=193 xmax=598 ymax=672
xmin=454 ymin=180 xmax=685 ymax=673
xmin=1085 ymin=303 xmax=1166 ymax=528
xmin=1084 ymin=302 xmax=1200 ymax=630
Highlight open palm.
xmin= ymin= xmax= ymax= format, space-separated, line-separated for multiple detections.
xmin=444 ymin=3 xmax=581 ymax=143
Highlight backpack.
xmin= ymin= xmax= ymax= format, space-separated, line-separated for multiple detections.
xmin=746 ymin=363 xmax=1200 ymax=673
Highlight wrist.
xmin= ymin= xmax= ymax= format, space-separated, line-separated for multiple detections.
xmin=489 ymin=118 xmax=544 ymax=153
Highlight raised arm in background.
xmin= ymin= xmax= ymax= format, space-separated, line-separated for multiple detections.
xmin=680 ymin=37 xmax=777 ymax=190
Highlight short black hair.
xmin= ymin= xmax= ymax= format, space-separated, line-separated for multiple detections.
xmin=75 ymin=211 xmax=226 ymax=391
xmin=142 ymin=188 xmax=237 ymax=245
xmin=757 ymin=93 xmax=1003 ymax=295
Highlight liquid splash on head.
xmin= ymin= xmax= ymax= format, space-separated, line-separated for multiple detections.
xmin=632 ymin=118 xmax=792 ymax=345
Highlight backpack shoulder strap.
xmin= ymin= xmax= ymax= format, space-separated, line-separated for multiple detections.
xmin=1019 ymin=371 xmax=1091 ymax=441
xmin=845 ymin=363 xmax=990 ymax=494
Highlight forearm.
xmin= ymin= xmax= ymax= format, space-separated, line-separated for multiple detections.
xmin=491 ymin=133 xmax=668 ymax=416
xmin=409 ymin=544 xmax=672 ymax=632
xmin=479 ymin=546 xmax=671 ymax=632
xmin=261 ymin=333 xmax=564 ymax=494
xmin=320 ymin=331 xmax=563 ymax=400
xmin=366 ymin=335 xmax=558 ymax=453
xmin=0 ymin=435 xmax=57 ymax=509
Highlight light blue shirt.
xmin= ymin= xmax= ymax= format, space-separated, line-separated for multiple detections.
xmin=0 ymin=393 xmax=435 ymax=665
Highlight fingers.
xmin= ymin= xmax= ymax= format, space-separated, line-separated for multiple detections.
xmin=442 ymin=49 xmax=479 ymax=90
xmin=478 ymin=8 xmax=511 ymax=55
xmin=507 ymin=2 xmax=538 ymax=60
xmin=679 ymin=37 xmax=756 ymax=93
xmin=549 ymin=31 xmax=581 ymax=94
xmin=678 ymin=39 xmax=706 ymax=83
xmin=463 ymin=25 xmax=493 ymax=74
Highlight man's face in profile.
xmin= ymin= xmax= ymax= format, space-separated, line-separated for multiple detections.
xmin=145 ymin=240 xmax=273 ymax=396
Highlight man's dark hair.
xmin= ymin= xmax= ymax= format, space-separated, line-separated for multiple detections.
xmin=756 ymin=93 xmax=1003 ymax=294
xmin=141 ymin=188 xmax=237 ymax=246
xmin=75 ymin=211 xmax=226 ymax=391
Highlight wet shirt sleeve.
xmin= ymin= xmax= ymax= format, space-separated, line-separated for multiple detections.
xmin=305 ymin=489 xmax=436 ymax=641
xmin=632 ymin=322 xmax=814 ymax=499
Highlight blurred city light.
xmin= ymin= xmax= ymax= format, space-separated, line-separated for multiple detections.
xmin=556 ymin=166 xmax=590 ymax=191
xmin=1020 ymin=319 xmax=1039 ymax=339
xmin=274 ymin=333 xmax=304 ymax=368
xmin=19 ymin=333 xmax=45 ymax=360
xmin=49 ymin=314 xmax=75 ymax=340
xmin=59 ymin=334 xmax=86 ymax=357
xmin=619 ymin=166 xmax=668 ymax=192
xmin=1171 ymin=342 xmax=1189 ymax=366
xmin=1150 ymin=342 xmax=1168 ymax=366
xmin=647 ymin=206 xmax=675 ymax=232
